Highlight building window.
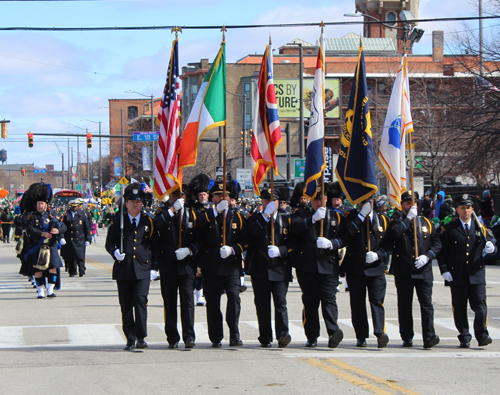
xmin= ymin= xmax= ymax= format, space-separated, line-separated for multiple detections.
xmin=367 ymin=84 xmax=374 ymax=97
xmin=244 ymin=83 xmax=250 ymax=93
xmin=128 ymin=106 xmax=138 ymax=119
xmin=377 ymin=82 xmax=386 ymax=95
xmin=245 ymin=113 xmax=251 ymax=130
xmin=386 ymin=12 xmax=397 ymax=26
xmin=427 ymin=82 xmax=436 ymax=92
xmin=190 ymin=85 xmax=198 ymax=102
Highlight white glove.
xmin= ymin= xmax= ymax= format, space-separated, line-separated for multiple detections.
xmin=216 ymin=200 xmax=228 ymax=213
xmin=175 ymin=247 xmax=191 ymax=261
xmin=264 ymin=201 xmax=277 ymax=216
xmin=442 ymin=272 xmax=453 ymax=282
xmin=114 ymin=250 xmax=126 ymax=261
xmin=360 ymin=202 xmax=372 ymax=218
xmin=365 ymin=251 xmax=378 ymax=264
xmin=407 ymin=205 xmax=418 ymax=221
xmin=85 ymin=241 xmax=90 ymax=246
xmin=220 ymin=245 xmax=234 ymax=259
xmin=312 ymin=207 xmax=326 ymax=223
xmin=415 ymin=255 xmax=429 ymax=269
xmin=316 ymin=237 xmax=333 ymax=250
xmin=59 ymin=238 xmax=66 ymax=246
xmin=150 ymin=270 xmax=159 ymax=281
xmin=484 ymin=241 xmax=495 ymax=254
xmin=268 ymin=245 xmax=280 ymax=258
xmin=173 ymin=198 xmax=184 ymax=211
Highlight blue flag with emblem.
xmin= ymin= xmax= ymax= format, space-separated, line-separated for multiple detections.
xmin=335 ymin=46 xmax=378 ymax=206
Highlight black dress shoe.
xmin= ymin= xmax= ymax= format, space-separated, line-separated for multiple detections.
xmin=47 ymin=293 xmax=57 ymax=298
xmin=305 ymin=339 xmax=317 ymax=348
xmin=328 ymin=328 xmax=344 ymax=348
xmin=478 ymin=336 xmax=493 ymax=347
xmin=278 ymin=334 xmax=291 ymax=348
xmin=69 ymin=274 xmax=75 ymax=277
xmin=260 ymin=343 xmax=272 ymax=348
xmin=211 ymin=342 xmax=222 ymax=348
xmin=423 ymin=335 xmax=440 ymax=349
xmin=185 ymin=340 xmax=196 ymax=349
xmin=459 ymin=341 xmax=470 ymax=348
xmin=124 ymin=340 xmax=136 ymax=351
xmin=168 ymin=342 xmax=179 ymax=349
xmin=79 ymin=271 xmax=85 ymax=277
xmin=402 ymin=340 xmax=413 ymax=347
xmin=356 ymin=339 xmax=367 ymax=347
xmin=229 ymin=338 xmax=243 ymax=347
xmin=377 ymin=333 xmax=389 ymax=348
xmin=136 ymin=339 xmax=148 ymax=349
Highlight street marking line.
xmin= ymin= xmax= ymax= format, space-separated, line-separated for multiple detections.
xmin=86 ymin=257 xmax=113 ymax=273
xmin=324 ymin=358 xmax=421 ymax=395
xmin=287 ymin=352 xmax=500 ymax=359
xmin=302 ymin=357 xmax=408 ymax=395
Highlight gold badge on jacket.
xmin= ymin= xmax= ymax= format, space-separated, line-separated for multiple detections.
xmin=422 ymin=226 xmax=428 ymax=233
xmin=79 ymin=220 xmax=82 ymax=225
xmin=145 ymin=226 xmax=149 ymax=233
xmin=232 ymin=223 xmax=237 ymax=229
xmin=283 ymin=228 xmax=288 ymax=235
xmin=331 ymin=220 xmax=336 ymax=226
xmin=378 ymin=226 xmax=384 ymax=232
xmin=187 ymin=222 xmax=193 ymax=228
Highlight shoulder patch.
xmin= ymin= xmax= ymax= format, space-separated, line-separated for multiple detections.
xmin=343 ymin=211 xmax=350 ymax=218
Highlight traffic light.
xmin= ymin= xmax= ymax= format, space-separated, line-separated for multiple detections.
xmin=240 ymin=130 xmax=246 ymax=146
xmin=1 ymin=122 xmax=7 ymax=139
xmin=21 ymin=168 xmax=25 ymax=176
xmin=248 ymin=129 xmax=253 ymax=145
xmin=87 ymin=133 xmax=92 ymax=149
xmin=28 ymin=132 xmax=34 ymax=148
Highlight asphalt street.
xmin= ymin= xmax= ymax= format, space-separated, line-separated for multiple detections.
xmin=1 ymin=229 xmax=500 ymax=395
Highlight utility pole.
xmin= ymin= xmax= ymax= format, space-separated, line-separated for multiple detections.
xmin=479 ymin=0 xmax=484 ymax=76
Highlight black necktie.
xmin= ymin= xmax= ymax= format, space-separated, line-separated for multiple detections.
xmin=132 ymin=218 xmax=137 ymax=228
xmin=465 ymin=223 xmax=469 ymax=233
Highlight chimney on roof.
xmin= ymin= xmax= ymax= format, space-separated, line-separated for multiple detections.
xmin=432 ymin=31 xmax=444 ymax=62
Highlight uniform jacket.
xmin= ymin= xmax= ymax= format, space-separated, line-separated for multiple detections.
xmin=438 ymin=218 xmax=491 ymax=286
xmin=154 ymin=202 xmax=200 ymax=275
xmin=61 ymin=209 xmax=91 ymax=262
xmin=21 ymin=210 xmax=67 ymax=268
xmin=196 ymin=207 xmax=248 ymax=276
xmin=246 ymin=212 xmax=294 ymax=281
xmin=342 ymin=209 xmax=392 ymax=277
xmin=105 ymin=213 xmax=159 ymax=281
xmin=389 ymin=211 xmax=442 ymax=280
xmin=291 ymin=207 xmax=345 ymax=275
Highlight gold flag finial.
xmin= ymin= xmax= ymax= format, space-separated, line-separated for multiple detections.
xmin=171 ymin=26 xmax=182 ymax=39
xmin=221 ymin=25 xmax=227 ymax=41
xmin=269 ymin=33 xmax=272 ymax=45
xmin=320 ymin=20 xmax=325 ymax=33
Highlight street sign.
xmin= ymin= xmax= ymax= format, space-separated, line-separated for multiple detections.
xmin=76 ymin=184 xmax=81 ymax=191
xmin=119 ymin=177 xmax=129 ymax=185
xmin=215 ymin=166 xmax=223 ymax=176
xmin=294 ymin=159 xmax=306 ymax=178
xmin=133 ymin=132 xmax=159 ymax=142
xmin=33 ymin=169 xmax=47 ymax=173
xmin=236 ymin=168 xmax=252 ymax=184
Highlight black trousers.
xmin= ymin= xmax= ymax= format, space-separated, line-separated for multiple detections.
xmin=395 ymin=276 xmax=435 ymax=341
xmin=68 ymin=259 xmax=85 ymax=275
xmin=202 ymin=271 xmax=241 ymax=343
xmin=116 ymin=278 xmax=150 ymax=341
xmin=450 ymin=283 xmax=489 ymax=342
xmin=346 ymin=273 xmax=386 ymax=340
xmin=296 ymin=270 xmax=340 ymax=341
xmin=160 ymin=271 xmax=195 ymax=345
xmin=251 ymin=276 xmax=289 ymax=344
xmin=2 ymin=225 xmax=11 ymax=241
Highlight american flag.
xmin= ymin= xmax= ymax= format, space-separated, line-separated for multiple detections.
xmin=251 ymin=43 xmax=282 ymax=195
xmin=476 ymin=75 xmax=500 ymax=93
xmin=154 ymin=39 xmax=182 ymax=200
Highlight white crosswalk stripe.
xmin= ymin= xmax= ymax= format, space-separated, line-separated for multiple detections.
xmin=1 ymin=319 xmax=499 ymax=349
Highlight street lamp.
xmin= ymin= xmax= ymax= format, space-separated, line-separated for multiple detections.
xmin=344 ymin=12 xmax=424 ymax=48
xmin=125 ymin=90 xmax=155 ymax=173
xmin=81 ymin=119 xmax=102 ymax=192
xmin=100 ymin=106 xmax=125 ymax=178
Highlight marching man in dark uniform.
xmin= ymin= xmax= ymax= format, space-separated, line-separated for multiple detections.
xmin=196 ymin=181 xmax=248 ymax=348
xmin=154 ymin=186 xmax=200 ymax=349
xmin=389 ymin=191 xmax=442 ymax=348
xmin=291 ymin=188 xmax=345 ymax=348
xmin=246 ymin=188 xmax=294 ymax=348
xmin=438 ymin=194 xmax=495 ymax=348
xmin=61 ymin=199 xmax=91 ymax=277
xmin=21 ymin=182 xmax=66 ymax=299
xmin=105 ymin=183 xmax=159 ymax=351
xmin=343 ymin=199 xmax=392 ymax=348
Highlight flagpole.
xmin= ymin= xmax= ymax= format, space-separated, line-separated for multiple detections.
xmin=319 ymin=21 xmax=326 ymax=239
xmin=220 ymin=27 xmax=227 ymax=246
xmin=270 ymin=169 xmax=275 ymax=245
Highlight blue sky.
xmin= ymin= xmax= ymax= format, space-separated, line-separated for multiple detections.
xmin=0 ymin=0 xmax=494 ymax=169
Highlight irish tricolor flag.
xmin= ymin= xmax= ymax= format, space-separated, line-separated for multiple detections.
xmin=179 ymin=42 xmax=226 ymax=169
